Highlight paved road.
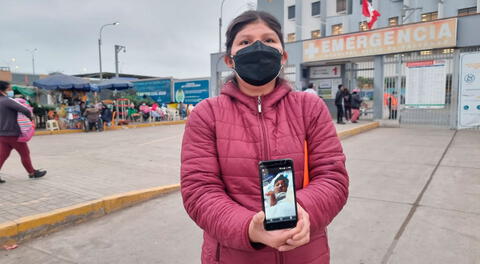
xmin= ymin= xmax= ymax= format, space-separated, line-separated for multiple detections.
xmin=2 ymin=127 xmax=478 ymax=264
xmin=0 ymin=121 xmax=365 ymax=223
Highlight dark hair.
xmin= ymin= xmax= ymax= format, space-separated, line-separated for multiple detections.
xmin=338 ymin=84 xmax=343 ymax=89
xmin=225 ymin=10 xmax=284 ymax=57
xmin=0 ymin=80 xmax=10 ymax=92
xmin=274 ymin=174 xmax=289 ymax=187
xmin=308 ymin=83 xmax=314 ymax=89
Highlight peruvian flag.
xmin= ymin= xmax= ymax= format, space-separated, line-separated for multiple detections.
xmin=362 ymin=0 xmax=381 ymax=29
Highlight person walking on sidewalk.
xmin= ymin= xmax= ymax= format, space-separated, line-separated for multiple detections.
xmin=0 ymin=81 xmax=46 ymax=184
xmin=343 ymin=87 xmax=352 ymax=122
xmin=335 ymin=84 xmax=346 ymax=124
xmin=351 ymin=89 xmax=363 ymax=123
xmin=181 ymin=10 xmax=349 ymax=264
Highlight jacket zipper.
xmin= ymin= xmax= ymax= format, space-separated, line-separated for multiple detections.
xmin=276 ymin=251 xmax=284 ymax=264
xmin=258 ymin=96 xmax=270 ymax=160
xmin=215 ymin=242 xmax=221 ymax=262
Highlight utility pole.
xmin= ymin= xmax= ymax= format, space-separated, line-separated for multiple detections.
xmin=114 ymin=45 xmax=126 ymax=78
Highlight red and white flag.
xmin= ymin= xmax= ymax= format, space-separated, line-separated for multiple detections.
xmin=362 ymin=0 xmax=381 ymax=29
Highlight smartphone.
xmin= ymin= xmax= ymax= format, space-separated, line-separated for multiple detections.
xmin=259 ymin=159 xmax=298 ymax=231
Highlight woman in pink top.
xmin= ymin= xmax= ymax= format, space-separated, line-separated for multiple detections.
xmin=181 ymin=11 xmax=349 ymax=264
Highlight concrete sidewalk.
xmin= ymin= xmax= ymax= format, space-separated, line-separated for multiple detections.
xmin=1 ymin=127 xmax=477 ymax=264
xmin=0 ymin=120 xmax=377 ymax=247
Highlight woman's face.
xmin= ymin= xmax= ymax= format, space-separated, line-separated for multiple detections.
xmin=225 ymin=21 xmax=288 ymax=68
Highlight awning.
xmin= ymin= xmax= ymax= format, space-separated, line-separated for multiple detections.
xmin=12 ymin=85 xmax=36 ymax=97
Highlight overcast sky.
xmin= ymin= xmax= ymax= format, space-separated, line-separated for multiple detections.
xmin=0 ymin=0 xmax=256 ymax=79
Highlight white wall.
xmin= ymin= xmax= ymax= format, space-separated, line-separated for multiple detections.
xmin=326 ymin=0 xmax=337 ymax=17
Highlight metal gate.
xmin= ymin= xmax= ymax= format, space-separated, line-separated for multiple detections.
xmin=345 ymin=60 xmax=375 ymax=120
xmin=383 ymin=49 xmax=455 ymax=128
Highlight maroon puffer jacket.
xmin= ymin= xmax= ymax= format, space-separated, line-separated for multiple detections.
xmin=181 ymin=80 xmax=349 ymax=264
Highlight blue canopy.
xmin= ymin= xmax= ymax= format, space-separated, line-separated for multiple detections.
xmin=96 ymin=77 xmax=135 ymax=90
xmin=33 ymin=73 xmax=93 ymax=91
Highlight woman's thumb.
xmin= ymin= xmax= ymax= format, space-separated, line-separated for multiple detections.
xmin=253 ymin=211 xmax=265 ymax=224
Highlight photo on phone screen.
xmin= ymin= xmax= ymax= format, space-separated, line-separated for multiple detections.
xmin=260 ymin=159 xmax=297 ymax=230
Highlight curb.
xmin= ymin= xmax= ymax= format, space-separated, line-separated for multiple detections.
xmin=0 ymin=122 xmax=379 ymax=248
xmin=338 ymin=121 xmax=379 ymax=140
xmin=34 ymin=120 xmax=187 ymax=136
xmin=0 ymin=184 xmax=180 ymax=248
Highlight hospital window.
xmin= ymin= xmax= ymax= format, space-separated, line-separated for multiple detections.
xmin=312 ymin=1 xmax=321 ymax=16
xmin=287 ymin=33 xmax=296 ymax=42
xmin=421 ymin=12 xmax=438 ymax=22
xmin=458 ymin=7 xmax=477 ymax=16
xmin=389 ymin=17 xmax=399 ymax=26
xmin=359 ymin=21 xmax=368 ymax=31
xmin=288 ymin=5 xmax=295 ymax=19
xmin=332 ymin=24 xmax=343 ymax=35
xmin=311 ymin=30 xmax=321 ymax=39
xmin=336 ymin=0 xmax=346 ymax=13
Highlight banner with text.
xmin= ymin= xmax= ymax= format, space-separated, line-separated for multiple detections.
xmin=173 ymin=79 xmax=209 ymax=105
xmin=303 ymin=18 xmax=457 ymax=62
xmin=405 ymin=60 xmax=446 ymax=108
xmin=458 ymin=52 xmax=480 ymax=129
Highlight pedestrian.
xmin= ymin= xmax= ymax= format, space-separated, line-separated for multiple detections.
xmin=83 ymin=104 xmax=100 ymax=132
xmin=139 ymin=103 xmax=151 ymax=122
xmin=343 ymin=87 xmax=352 ymax=122
xmin=335 ymin=84 xmax=346 ymax=124
xmin=181 ymin=10 xmax=348 ymax=264
xmin=304 ymin=83 xmax=317 ymax=95
xmin=351 ymin=89 xmax=363 ymax=123
xmin=0 ymin=81 xmax=47 ymax=184
xmin=100 ymin=103 xmax=112 ymax=127
xmin=388 ymin=91 xmax=398 ymax=120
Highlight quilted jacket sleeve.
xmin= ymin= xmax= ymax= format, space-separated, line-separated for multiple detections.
xmin=181 ymin=100 xmax=257 ymax=251
xmin=296 ymin=94 xmax=349 ymax=233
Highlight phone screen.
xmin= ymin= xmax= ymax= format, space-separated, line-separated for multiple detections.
xmin=260 ymin=161 xmax=297 ymax=228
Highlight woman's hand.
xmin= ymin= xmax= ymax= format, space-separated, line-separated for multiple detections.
xmin=248 ymin=211 xmax=297 ymax=249
xmin=277 ymin=204 xmax=310 ymax=252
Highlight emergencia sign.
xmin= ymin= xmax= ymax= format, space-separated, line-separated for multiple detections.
xmin=303 ymin=18 xmax=457 ymax=62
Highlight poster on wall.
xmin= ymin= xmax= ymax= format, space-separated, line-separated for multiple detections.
xmin=458 ymin=53 xmax=480 ymax=129
xmin=173 ymin=79 xmax=209 ymax=105
xmin=310 ymin=78 xmax=342 ymax=99
xmin=405 ymin=60 xmax=446 ymax=108
xmin=133 ymin=79 xmax=172 ymax=104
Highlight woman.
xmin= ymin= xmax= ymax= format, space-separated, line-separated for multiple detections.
xmin=181 ymin=11 xmax=348 ymax=263
xmin=0 ymin=81 xmax=47 ymax=183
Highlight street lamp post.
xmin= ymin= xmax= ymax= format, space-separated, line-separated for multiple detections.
xmin=98 ymin=22 xmax=119 ymax=80
xmin=26 ymin=49 xmax=38 ymax=85
xmin=219 ymin=0 xmax=227 ymax=53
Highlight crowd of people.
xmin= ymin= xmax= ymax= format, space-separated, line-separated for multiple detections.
xmin=46 ymin=100 xmax=195 ymax=132
xmin=335 ymin=84 xmax=363 ymax=124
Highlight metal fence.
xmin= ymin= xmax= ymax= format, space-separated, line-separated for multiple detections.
xmin=383 ymin=49 xmax=455 ymax=128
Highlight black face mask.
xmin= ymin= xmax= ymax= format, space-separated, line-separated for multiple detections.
xmin=232 ymin=40 xmax=283 ymax=86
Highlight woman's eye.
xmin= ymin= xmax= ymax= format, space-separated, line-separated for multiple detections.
xmin=239 ymin=40 xmax=250 ymax=45
xmin=265 ymin=39 xmax=275 ymax=43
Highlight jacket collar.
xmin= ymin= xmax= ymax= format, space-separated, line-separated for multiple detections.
xmin=221 ymin=79 xmax=292 ymax=113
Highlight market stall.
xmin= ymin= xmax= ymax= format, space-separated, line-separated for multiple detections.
xmin=33 ymin=73 xmax=95 ymax=130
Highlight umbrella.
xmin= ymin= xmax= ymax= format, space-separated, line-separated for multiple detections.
xmin=96 ymin=77 xmax=135 ymax=90
xmin=33 ymin=73 xmax=92 ymax=91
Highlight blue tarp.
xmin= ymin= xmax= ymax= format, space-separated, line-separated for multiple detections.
xmin=96 ymin=77 xmax=135 ymax=90
xmin=33 ymin=73 xmax=93 ymax=91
